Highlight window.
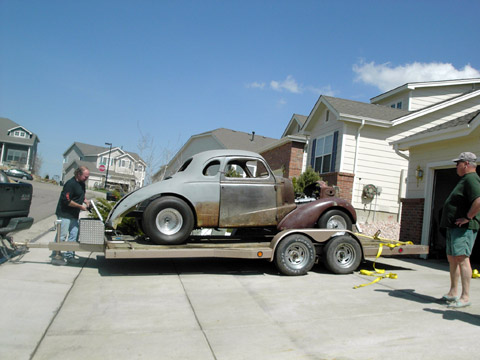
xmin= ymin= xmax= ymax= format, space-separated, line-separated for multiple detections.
xmin=311 ymin=132 xmax=338 ymax=174
xmin=11 ymin=130 xmax=27 ymax=138
xmin=203 ymin=160 xmax=220 ymax=176
xmin=225 ymin=159 xmax=269 ymax=179
xmin=390 ymin=101 xmax=402 ymax=109
xmin=325 ymin=110 xmax=329 ymax=122
xmin=6 ymin=149 xmax=27 ymax=163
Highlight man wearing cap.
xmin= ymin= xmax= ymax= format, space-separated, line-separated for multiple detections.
xmin=440 ymin=152 xmax=480 ymax=308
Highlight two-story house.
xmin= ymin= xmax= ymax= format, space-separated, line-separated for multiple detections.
xmin=62 ymin=142 xmax=146 ymax=191
xmin=288 ymin=78 xmax=480 ymax=227
xmin=0 ymin=118 xmax=40 ymax=172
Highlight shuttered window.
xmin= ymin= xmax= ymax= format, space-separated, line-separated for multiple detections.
xmin=311 ymin=131 xmax=338 ymax=174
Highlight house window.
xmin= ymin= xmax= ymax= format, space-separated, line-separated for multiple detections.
xmin=12 ymin=130 xmax=27 ymax=138
xmin=7 ymin=149 xmax=27 ymax=163
xmin=390 ymin=101 xmax=403 ymax=109
xmin=313 ymin=134 xmax=334 ymax=173
xmin=326 ymin=110 xmax=329 ymax=122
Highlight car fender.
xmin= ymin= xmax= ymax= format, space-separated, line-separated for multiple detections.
xmin=277 ymin=197 xmax=357 ymax=230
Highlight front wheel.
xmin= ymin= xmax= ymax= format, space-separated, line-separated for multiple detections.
xmin=142 ymin=196 xmax=194 ymax=245
xmin=317 ymin=209 xmax=352 ymax=230
xmin=274 ymin=234 xmax=315 ymax=276
xmin=323 ymin=236 xmax=362 ymax=274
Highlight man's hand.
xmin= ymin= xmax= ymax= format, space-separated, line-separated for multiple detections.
xmin=455 ymin=217 xmax=470 ymax=226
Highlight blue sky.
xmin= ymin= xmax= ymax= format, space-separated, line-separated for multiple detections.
xmin=1 ymin=0 xmax=480 ymax=178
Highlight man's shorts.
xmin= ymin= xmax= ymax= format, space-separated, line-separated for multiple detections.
xmin=446 ymin=228 xmax=477 ymax=257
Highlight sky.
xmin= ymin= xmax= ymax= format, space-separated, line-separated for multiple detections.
xmin=1 ymin=0 xmax=480 ymax=178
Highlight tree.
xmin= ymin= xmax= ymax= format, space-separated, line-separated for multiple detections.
xmin=292 ymin=167 xmax=321 ymax=195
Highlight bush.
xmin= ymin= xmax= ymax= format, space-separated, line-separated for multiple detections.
xmin=89 ymin=198 xmax=143 ymax=236
xmin=292 ymin=167 xmax=321 ymax=195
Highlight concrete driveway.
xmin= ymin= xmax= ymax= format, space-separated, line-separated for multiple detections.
xmin=1 ymin=223 xmax=479 ymax=360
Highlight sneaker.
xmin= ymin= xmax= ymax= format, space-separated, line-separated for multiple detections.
xmin=66 ymin=257 xmax=80 ymax=265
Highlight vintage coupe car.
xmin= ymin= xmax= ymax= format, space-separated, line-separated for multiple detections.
xmin=106 ymin=150 xmax=356 ymax=245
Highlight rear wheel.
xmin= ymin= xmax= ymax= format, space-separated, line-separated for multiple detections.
xmin=274 ymin=234 xmax=315 ymax=276
xmin=323 ymin=236 xmax=362 ymax=274
xmin=142 ymin=196 xmax=194 ymax=245
xmin=317 ymin=209 xmax=352 ymax=230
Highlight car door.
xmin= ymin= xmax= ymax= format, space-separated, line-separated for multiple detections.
xmin=219 ymin=157 xmax=277 ymax=227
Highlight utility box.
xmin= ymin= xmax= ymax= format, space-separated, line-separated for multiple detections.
xmin=78 ymin=218 xmax=104 ymax=245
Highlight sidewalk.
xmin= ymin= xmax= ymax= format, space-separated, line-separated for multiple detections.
xmin=1 ymin=227 xmax=479 ymax=359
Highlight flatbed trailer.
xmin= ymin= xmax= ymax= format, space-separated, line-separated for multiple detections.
xmin=42 ymin=222 xmax=428 ymax=275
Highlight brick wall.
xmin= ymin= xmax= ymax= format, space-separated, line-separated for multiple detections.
xmin=261 ymin=141 xmax=305 ymax=179
xmin=321 ymin=172 xmax=354 ymax=201
xmin=399 ymin=198 xmax=424 ymax=245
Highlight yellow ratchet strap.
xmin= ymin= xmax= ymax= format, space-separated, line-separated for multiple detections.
xmin=473 ymin=269 xmax=479 ymax=279
xmin=354 ymin=232 xmax=413 ymax=289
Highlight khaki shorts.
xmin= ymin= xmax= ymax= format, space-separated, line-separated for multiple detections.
xmin=446 ymin=228 xmax=477 ymax=257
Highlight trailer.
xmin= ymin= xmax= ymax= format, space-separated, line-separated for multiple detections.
xmin=43 ymin=217 xmax=428 ymax=276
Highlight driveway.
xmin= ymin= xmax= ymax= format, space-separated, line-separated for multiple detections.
xmin=1 ymin=229 xmax=479 ymax=360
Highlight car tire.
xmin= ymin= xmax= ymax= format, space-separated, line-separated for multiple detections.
xmin=142 ymin=196 xmax=194 ymax=245
xmin=317 ymin=209 xmax=352 ymax=230
xmin=274 ymin=234 xmax=315 ymax=276
xmin=323 ymin=235 xmax=362 ymax=274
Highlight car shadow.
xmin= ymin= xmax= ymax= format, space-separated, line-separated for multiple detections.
xmin=91 ymin=255 xmax=280 ymax=277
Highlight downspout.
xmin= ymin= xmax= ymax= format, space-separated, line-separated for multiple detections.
xmin=394 ymin=143 xmax=409 ymax=222
xmin=351 ymin=119 xmax=365 ymax=209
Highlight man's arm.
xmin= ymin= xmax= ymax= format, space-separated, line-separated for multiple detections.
xmin=455 ymin=197 xmax=480 ymax=226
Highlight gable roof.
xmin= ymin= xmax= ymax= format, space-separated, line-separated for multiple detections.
xmin=196 ymin=128 xmax=278 ymax=151
xmin=282 ymin=114 xmax=308 ymax=137
xmin=393 ymin=110 xmax=480 ymax=150
xmin=0 ymin=117 xmax=39 ymax=145
xmin=371 ymin=78 xmax=480 ymax=103
xmin=303 ymin=95 xmax=410 ymax=131
xmin=64 ymin=142 xmax=145 ymax=164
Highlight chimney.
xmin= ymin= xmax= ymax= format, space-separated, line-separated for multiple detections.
xmin=251 ymin=131 xmax=255 ymax=141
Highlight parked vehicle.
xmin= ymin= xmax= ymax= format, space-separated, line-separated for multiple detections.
xmin=106 ymin=188 xmax=125 ymax=201
xmin=0 ymin=169 xmax=33 ymax=230
xmin=106 ymin=150 xmax=357 ymax=245
xmin=5 ymin=168 xmax=33 ymax=180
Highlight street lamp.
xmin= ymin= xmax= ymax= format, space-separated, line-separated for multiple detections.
xmin=104 ymin=142 xmax=112 ymax=189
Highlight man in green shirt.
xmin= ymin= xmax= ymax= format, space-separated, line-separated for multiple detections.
xmin=440 ymin=152 xmax=480 ymax=308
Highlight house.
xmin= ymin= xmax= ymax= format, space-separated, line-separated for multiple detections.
xmin=392 ymin=109 xmax=480 ymax=263
xmin=62 ymin=142 xmax=146 ymax=191
xmin=155 ymin=128 xmax=280 ymax=180
xmin=295 ymin=78 xmax=480 ymax=225
xmin=0 ymin=117 xmax=40 ymax=172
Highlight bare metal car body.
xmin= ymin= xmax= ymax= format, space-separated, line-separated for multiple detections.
xmin=106 ymin=150 xmax=356 ymax=244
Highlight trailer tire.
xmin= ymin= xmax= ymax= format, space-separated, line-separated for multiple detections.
xmin=143 ymin=196 xmax=194 ymax=245
xmin=323 ymin=235 xmax=362 ymax=274
xmin=274 ymin=234 xmax=315 ymax=276
xmin=317 ymin=210 xmax=352 ymax=230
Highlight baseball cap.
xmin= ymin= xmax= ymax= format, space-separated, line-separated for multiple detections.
xmin=452 ymin=152 xmax=477 ymax=163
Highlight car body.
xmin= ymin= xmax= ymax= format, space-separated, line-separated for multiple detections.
xmin=4 ymin=168 xmax=33 ymax=180
xmin=106 ymin=150 xmax=356 ymax=245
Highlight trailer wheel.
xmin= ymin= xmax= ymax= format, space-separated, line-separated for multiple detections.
xmin=323 ymin=236 xmax=362 ymax=274
xmin=142 ymin=196 xmax=194 ymax=245
xmin=274 ymin=234 xmax=315 ymax=276
xmin=317 ymin=210 xmax=352 ymax=230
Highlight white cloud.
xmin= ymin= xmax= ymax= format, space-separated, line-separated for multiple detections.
xmin=270 ymin=75 xmax=301 ymax=93
xmin=246 ymin=81 xmax=266 ymax=89
xmin=353 ymin=61 xmax=480 ymax=92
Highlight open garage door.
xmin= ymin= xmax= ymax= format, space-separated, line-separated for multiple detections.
xmin=429 ymin=168 xmax=480 ymax=266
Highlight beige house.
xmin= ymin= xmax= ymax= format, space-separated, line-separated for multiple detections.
xmin=62 ymin=142 xmax=146 ymax=191
xmin=393 ymin=110 xmax=480 ymax=262
xmin=293 ymin=78 xmax=480 ymax=224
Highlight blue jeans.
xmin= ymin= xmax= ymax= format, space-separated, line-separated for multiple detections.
xmin=54 ymin=217 xmax=79 ymax=259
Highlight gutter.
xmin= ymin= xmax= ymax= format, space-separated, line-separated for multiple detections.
xmin=351 ymin=119 xmax=365 ymax=204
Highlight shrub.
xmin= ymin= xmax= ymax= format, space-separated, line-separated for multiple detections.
xmin=292 ymin=167 xmax=321 ymax=195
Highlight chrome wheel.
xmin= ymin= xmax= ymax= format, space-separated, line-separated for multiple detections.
xmin=332 ymin=242 xmax=356 ymax=269
xmin=155 ymin=208 xmax=183 ymax=235
xmin=285 ymin=242 xmax=310 ymax=269
xmin=326 ymin=215 xmax=348 ymax=229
